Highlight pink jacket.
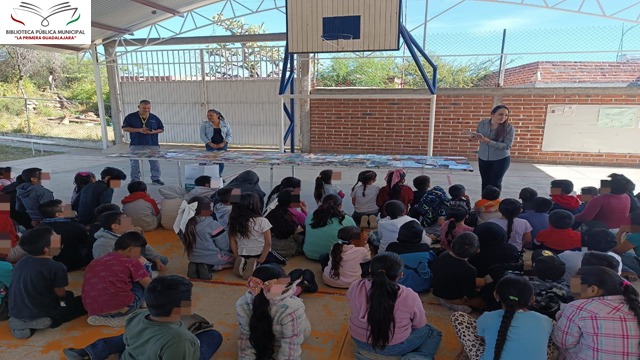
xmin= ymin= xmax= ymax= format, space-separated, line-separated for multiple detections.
xmin=322 ymin=245 xmax=371 ymax=288
xmin=347 ymin=279 xmax=427 ymax=345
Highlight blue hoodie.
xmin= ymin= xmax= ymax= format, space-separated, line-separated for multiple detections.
xmin=16 ymin=183 xmax=54 ymax=221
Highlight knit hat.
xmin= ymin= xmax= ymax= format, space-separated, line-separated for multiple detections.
xmin=534 ymin=253 xmax=566 ymax=282
xmin=397 ymin=221 xmax=425 ymax=244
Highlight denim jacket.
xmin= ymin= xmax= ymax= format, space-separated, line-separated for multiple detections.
xmin=199 ymin=120 xmax=233 ymax=144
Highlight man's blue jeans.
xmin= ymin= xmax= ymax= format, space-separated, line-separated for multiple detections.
xmin=84 ymin=329 xmax=223 ymax=360
xmin=353 ymin=324 xmax=442 ymax=360
xmin=130 ymin=145 xmax=161 ymax=181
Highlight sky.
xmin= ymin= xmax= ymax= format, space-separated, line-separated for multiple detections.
xmin=115 ymin=0 xmax=640 ymax=74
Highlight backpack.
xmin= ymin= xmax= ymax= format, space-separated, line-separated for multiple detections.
xmin=411 ymin=186 xmax=450 ymax=228
xmin=398 ymin=251 xmax=436 ymax=293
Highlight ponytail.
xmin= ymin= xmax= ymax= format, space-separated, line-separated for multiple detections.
xmin=367 ymin=252 xmax=403 ymax=350
xmin=445 ymin=206 xmax=468 ymax=244
xmin=329 ymin=243 xmax=345 ymax=279
xmin=493 ymin=274 xmax=533 ymax=360
xmin=498 ymin=199 xmax=522 ymax=241
xmin=446 ymin=219 xmax=457 ymax=244
xmin=315 ymin=170 xmax=333 ymax=204
xmin=266 ymin=184 xmax=283 ymax=208
xmin=622 ymin=283 xmax=640 ymax=350
xmin=266 ymin=177 xmax=301 ymax=208
xmin=506 ymin=217 xmax=514 ymax=241
xmin=249 ymin=290 xmax=276 ymax=360
xmin=353 ymin=170 xmax=377 ymax=198
xmin=182 ymin=216 xmax=198 ymax=255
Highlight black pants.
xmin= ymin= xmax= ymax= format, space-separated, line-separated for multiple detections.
xmin=49 ymin=291 xmax=87 ymax=328
xmin=478 ymin=156 xmax=511 ymax=191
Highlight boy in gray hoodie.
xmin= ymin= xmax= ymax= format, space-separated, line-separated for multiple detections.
xmin=16 ymin=168 xmax=54 ymax=225
xmin=183 ymin=175 xmax=217 ymax=202
xmin=93 ymin=211 xmax=168 ymax=271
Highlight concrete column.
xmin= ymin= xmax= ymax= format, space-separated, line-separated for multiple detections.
xmin=297 ymin=54 xmax=312 ymax=153
xmin=104 ymin=42 xmax=124 ymax=145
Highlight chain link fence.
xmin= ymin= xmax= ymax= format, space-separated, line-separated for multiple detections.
xmin=0 ymin=96 xmax=113 ymax=142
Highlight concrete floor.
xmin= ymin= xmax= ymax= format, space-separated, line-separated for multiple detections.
xmin=1 ymin=145 xmax=639 ymax=359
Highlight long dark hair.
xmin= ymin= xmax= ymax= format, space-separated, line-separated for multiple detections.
xmin=229 ymin=192 xmax=263 ymax=239
xmin=266 ymin=177 xmax=301 ymax=208
xmin=498 ymin=198 xmax=522 ymax=240
xmin=367 ymin=252 xmax=403 ymax=350
xmin=493 ymin=274 xmax=534 ymax=360
xmin=314 ymin=170 xmax=333 ymax=204
xmin=182 ymin=196 xmax=212 ymax=255
xmin=265 ymin=188 xmax=298 ymax=239
xmin=445 ymin=206 xmax=468 ymax=244
xmin=330 ymin=226 xmax=360 ymax=280
xmin=490 ymin=105 xmax=511 ymax=141
xmin=73 ymin=171 xmax=95 ymax=194
xmin=577 ymin=266 xmax=640 ymax=349
xmin=386 ymin=170 xmax=406 ymax=201
xmin=352 ymin=170 xmax=377 ymax=198
xmin=310 ymin=194 xmax=345 ymax=229
xmin=249 ymin=264 xmax=287 ymax=360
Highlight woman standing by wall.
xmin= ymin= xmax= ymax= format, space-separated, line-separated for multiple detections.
xmin=470 ymin=105 xmax=515 ymax=191
xmin=200 ymin=109 xmax=233 ymax=176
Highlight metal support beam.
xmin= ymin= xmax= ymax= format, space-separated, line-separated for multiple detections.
xmin=92 ymin=22 xmax=133 ymax=35
xmin=104 ymin=43 xmax=124 ymax=145
xmin=278 ymin=44 xmax=296 ymax=153
xmin=91 ymin=44 xmax=109 ymax=150
xmin=119 ymin=32 xmax=286 ymax=47
xmin=399 ymin=25 xmax=438 ymax=95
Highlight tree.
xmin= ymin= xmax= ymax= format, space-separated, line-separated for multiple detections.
xmin=0 ymin=46 xmax=65 ymax=95
xmin=400 ymin=56 xmax=496 ymax=88
xmin=206 ymin=14 xmax=282 ymax=78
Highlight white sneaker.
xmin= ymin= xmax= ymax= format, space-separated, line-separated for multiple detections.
xmin=87 ymin=315 xmax=128 ymax=327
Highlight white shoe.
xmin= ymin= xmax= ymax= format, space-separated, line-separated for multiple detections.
xmin=87 ymin=315 xmax=128 ymax=327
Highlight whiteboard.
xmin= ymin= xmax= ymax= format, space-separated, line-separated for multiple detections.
xmin=542 ymin=105 xmax=640 ymax=154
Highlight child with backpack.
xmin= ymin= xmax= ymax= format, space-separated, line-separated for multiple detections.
xmin=386 ymin=221 xmax=436 ymax=293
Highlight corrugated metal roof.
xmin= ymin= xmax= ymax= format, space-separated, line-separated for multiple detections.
xmin=32 ymin=0 xmax=223 ymax=52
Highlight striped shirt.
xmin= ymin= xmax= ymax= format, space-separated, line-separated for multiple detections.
xmin=552 ymin=295 xmax=640 ymax=360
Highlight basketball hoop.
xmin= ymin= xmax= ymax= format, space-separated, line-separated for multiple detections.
xmin=321 ymin=33 xmax=354 ymax=49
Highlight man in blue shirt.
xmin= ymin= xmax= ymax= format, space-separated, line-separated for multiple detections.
xmin=122 ymin=100 xmax=165 ymax=185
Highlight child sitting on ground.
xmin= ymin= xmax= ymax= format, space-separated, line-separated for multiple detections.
xmin=347 ymin=252 xmax=442 ymax=358
xmin=82 ymin=232 xmax=152 ymax=327
xmin=182 ymin=196 xmax=234 ymax=280
xmin=184 ymin=175 xmax=217 ymax=201
xmin=553 ymin=266 xmax=640 ymax=359
xmin=489 ymin=199 xmax=532 ymax=251
xmin=8 ymin=227 xmax=86 ymax=339
xmin=448 ymin=184 xmax=471 ymax=213
xmin=213 ymin=187 xmax=233 ymax=228
xmin=550 ymin=179 xmax=581 ymax=214
xmin=74 ymin=167 xmax=127 ymax=225
xmin=350 ymin=170 xmax=380 ymax=225
xmin=578 ymin=186 xmax=599 ymax=212
xmin=432 ymin=232 xmax=484 ymax=313
xmin=0 ymin=166 xmax=12 ymax=190
xmin=451 ymin=274 xmax=553 ymax=360
xmin=526 ymin=250 xmax=573 ymax=319
xmin=519 ymin=187 xmax=538 ymax=211
xmin=411 ymin=175 xmax=431 ymax=207
xmin=121 ymin=181 xmax=160 ymax=232
xmin=473 ymin=185 xmax=502 ymax=224
xmin=87 ymin=203 xmax=121 ymax=241
xmin=410 ymin=185 xmax=450 ymax=236
xmin=2 ymin=174 xmax=31 ymax=230
xmin=378 ymin=200 xmax=430 ymax=252
xmin=314 ymin=169 xmax=345 ymax=204
xmin=230 ymin=193 xmax=285 ymax=280
xmin=322 ymin=226 xmax=371 ymax=289
xmin=93 ymin=211 xmax=168 ymax=271
xmin=236 ymin=264 xmax=311 ymax=359
xmin=0 ymin=201 xmax=20 ymax=262
xmin=559 ymin=228 xmax=622 ymax=283
xmin=265 ymin=189 xmax=306 ymax=259
xmin=37 ymin=200 xmax=91 ymax=271
xmin=387 ymin=221 xmax=436 ymax=293
xmin=377 ymin=169 xmax=414 ymax=217
xmin=65 ymin=276 xmax=223 ymax=360
xmin=304 ymin=194 xmax=356 ymax=261
xmin=612 ymin=211 xmax=640 ymax=280
xmin=16 ymin=168 xmax=54 ymax=226
xmin=518 ymin=196 xmax=552 ymax=240
xmin=71 ymin=172 xmax=95 ymax=204
xmin=0 ymin=257 xmax=11 ymax=320
xmin=440 ymin=206 xmax=474 ymax=251
xmin=534 ymin=209 xmax=582 ymax=253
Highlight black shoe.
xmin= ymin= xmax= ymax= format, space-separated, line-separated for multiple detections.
xmin=288 ymin=268 xmax=304 ymax=284
xmin=302 ymin=269 xmax=318 ymax=293
xmin=197 ymin=263 xmax=212 ymax=280
xmin=187 ymin=262 xmax=198 ymax=279
xmin=63 ymin=348 xmax=90 ymax=360
xmin=151 ymin=179 xmax=165 ymax=185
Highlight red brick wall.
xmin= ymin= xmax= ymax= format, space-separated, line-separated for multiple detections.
xmin=309 ymin=88 xmax=640 ymax=166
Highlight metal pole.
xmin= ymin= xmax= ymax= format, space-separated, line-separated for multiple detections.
xmin=280 ymin=97 xmax=285 ymax=153
xmin=498 ymin=29 xmax=507 ymax=88
xmin=200 ymin=49 xmax=208 ymax=110
xmin=91 ymin=44 xmax=109 ymax=150
xmin=422 ymin=0 xmax=429 ymax=49
xmin=428 ymin=94 xmax=437 ymax=157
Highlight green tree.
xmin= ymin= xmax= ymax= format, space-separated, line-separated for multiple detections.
xmin=316 ymin=57 xmax=398 ymax=87
xmin=207 ymin=14 xmax=282 ymax=78
xmin=400 ymin=56 xmax=495 ymax=88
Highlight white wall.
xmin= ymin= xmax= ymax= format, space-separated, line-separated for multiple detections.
xmin=120 ymin=79 xmax=291 ymax=147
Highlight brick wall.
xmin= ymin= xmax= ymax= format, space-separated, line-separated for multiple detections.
xmin=309 ymin=88 xmax=640 ymax=166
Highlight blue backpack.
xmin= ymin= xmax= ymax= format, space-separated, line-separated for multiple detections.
xmin=398 ymin=251 xmax=436 ymax=293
